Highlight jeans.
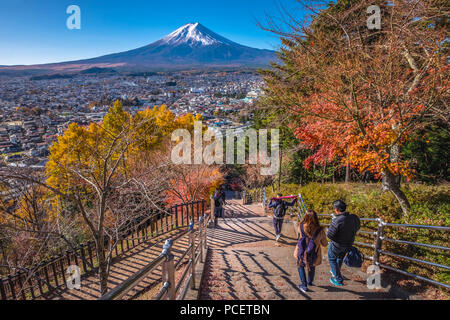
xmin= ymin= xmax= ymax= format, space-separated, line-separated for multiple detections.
xmin=298 ymin=266 xmax=316 ymax=287
xmin=273 ymin=218 xmax=284 ymax=235
xmin=328 ymin=242 xmax=350 ymax=284
xmin=215 ymin=207 xmax=223 ymax=217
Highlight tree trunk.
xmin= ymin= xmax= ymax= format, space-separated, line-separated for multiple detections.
xmin=345 ymin=163 xmax=351 ymax=183
xmin=382 ymin=168 xmax=410 ymax=214
xmin=322 ymin=161 xmax=327 ymax=184
xmin=382 ymin=144 xmax=410 ymax=214
xmin=96 ymin=238 xmax=109 ymax=296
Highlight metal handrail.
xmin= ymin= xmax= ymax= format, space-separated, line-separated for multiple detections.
xmin=378 ymin=250 xmax=450 ymax=270
xmin=377 ymin=263 xmax=450 ymax=290
xmin=154 ymin=282 xmax=169 ymax=300
xmin=354 ymin=241 xmax=376 ymax=248
xmin=99 ymin=213 xmax=210 ymax=300
xmin=380 ymin=237 xmax=450 ymax=251
xmin=174 ymin=243 xmax=193 ymax=269
xmin=174 ymin=259 xmax=193 ymax=295
xmin=298 ymin=193 xmax=308 ymax=214
xmin=383 ymin=223 xmax=450 ymax=231
xmin=99 ymin=254 xmax=166 ymax=300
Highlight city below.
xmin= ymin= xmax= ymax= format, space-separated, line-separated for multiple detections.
xmin=0 ymin=71 xmax=262 ymax=168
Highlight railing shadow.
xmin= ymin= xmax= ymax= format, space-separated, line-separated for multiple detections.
xmin=46 ymin=229 xmax=194 ymax=300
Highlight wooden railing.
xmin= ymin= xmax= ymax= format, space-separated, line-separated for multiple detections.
xmin=100 ymin=213 xmax=210 ymax=300
xmin=0 ymin=199 xmax=207 ymax=300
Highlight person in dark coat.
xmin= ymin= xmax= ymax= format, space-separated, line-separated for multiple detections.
xmin=214 ymin=189 xmax=226 ymax=218
xmin=268 ymin=193 xmax=297 ymax=242
xmin=327 ymin=200 xmax=360 ymax=286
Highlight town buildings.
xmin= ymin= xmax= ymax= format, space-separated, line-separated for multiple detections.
xmin=0 ymin=71 xmax=264 ymax=167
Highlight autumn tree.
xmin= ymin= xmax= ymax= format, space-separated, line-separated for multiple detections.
xmin=0 ymin=169 xmax=86 ymax=277
xmin=0 ymin=101 xmax=223 ymax=295
xmin=1 ymin=102 xmax=171 ymax=294
xmin=260 ymin=0 xmax=449 ymax=213
xmin=162 ymin=113 xmax=224 ymax=205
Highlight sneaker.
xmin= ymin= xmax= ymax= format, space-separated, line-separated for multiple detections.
xmin=275 ymin=234 xmax=280 ymax=242
xmin=330 ymin=277 xmax=343 ymax=286
xmin=297 ymin=285 xmax=308 ymax=293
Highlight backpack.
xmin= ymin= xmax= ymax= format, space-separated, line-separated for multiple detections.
xmin=344 ymin=246 xmax=363 ymax=268
xmin=297 ymin=224 xmax=321 ymax=267
xmin=273 ymin=201 xmax=286 ymax=218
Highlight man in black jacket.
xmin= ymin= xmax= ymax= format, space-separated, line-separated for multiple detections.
xmin=268 ymin=194 xmax=297 ymax=242
xmin=327 ymin=200 xmax=360 ymax=286
xmin=214 ymin=189 xmax=226 ymax=218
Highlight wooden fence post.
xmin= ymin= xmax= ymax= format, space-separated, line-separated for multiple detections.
xmin=0 ymin=278 xmax=6 ymax=300
xmin=17 ymin=271 xmax=26 ymax=300
xmin=190 ymin=230 xmax=196 ymax=290
xmin=80 ymin=245 xmax=88 ymax=273
xmin=199 ymin=216 xmax=204 ymax=264
xmin=203 ymin=214 xmax=208 ymax=253
xmin=58 ymin=256 xmax=65 ymax=289
xmin=27 ymin=273 xmax=35 ymax=300
xmin=51 ymin=258 xmax=59 ymax=287
xmin=161 ymin=240 xmax=175 ymax=300
xmin=210 ymin=195 xmax=215 ymax=227
xmin=7 ymin=276 xmax=15 ymax=300
xmin=175 ymin=204 xmax=179 ymax=229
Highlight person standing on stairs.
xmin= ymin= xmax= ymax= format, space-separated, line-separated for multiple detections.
xmin=214 ymin=188 xmax=226 ymax=218
xmin=268 ymin=193 xmax=297 ymax=242
xmin=327 ymin=200 xmax=360 ymax=287
xmin=294 ymin=210 xmax=328 ymax=293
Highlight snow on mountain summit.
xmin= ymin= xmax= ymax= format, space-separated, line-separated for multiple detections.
xmin=162 ymin=22 xmax=231 ymax=46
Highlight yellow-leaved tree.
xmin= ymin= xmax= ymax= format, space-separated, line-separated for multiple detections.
xmin=0 ymin=100 xmax=223 ymax=294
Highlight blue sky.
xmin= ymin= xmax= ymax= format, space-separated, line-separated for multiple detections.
xmin=0 ymin=0 xmax=305 ymax=66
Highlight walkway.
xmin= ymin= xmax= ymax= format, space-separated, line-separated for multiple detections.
xmin=200 ymin=200 xmax=398 ymax=300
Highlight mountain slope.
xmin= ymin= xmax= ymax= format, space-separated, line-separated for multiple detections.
xmin=1 ymin=23 xmax=276 ymax=73
xmin=75 ymin=23 xmax=275 ymax=67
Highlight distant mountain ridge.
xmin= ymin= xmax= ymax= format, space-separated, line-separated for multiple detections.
xmin=1 ymin=23 xmax=276 ymax=74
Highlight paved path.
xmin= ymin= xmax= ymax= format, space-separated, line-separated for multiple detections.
xmin=200 ymin=200 xmax=398 ymax=300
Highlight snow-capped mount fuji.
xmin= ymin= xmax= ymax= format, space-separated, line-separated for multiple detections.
xmin=0 ymin=22 xmax=276 ymax=73
xmin=162 ymin=22 xmax=227 ymax=46
xmin=77 ymin=22 xmax=276 ymax=69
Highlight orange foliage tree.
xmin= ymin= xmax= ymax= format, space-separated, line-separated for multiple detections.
xmin=261 ymin=0 xmax=449 ymax=213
